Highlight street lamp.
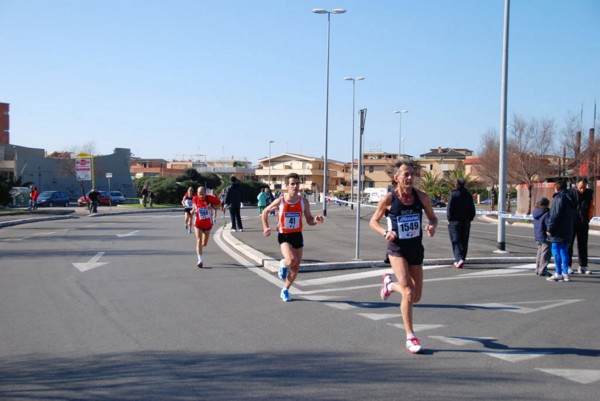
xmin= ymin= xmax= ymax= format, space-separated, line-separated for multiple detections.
xmin=344 ymin=76 xmax=364 ymax=209
xmin=313 ymin=7 xmax=346 ymax=217
xmin=393 ymin=109 xmax=408 ymax=157
xmin=268 ymin=140 xmax=275 ymax=189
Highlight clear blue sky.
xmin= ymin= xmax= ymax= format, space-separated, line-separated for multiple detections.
xmin=1 ymin=0 xmax=598 ymax=164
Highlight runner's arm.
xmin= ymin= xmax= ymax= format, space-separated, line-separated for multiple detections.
xmin=303 ymin=198 xmax=324 ymax=226
xmin=369 ymin=193 xmax=395 ymax=241
xmin=261 ymin=197 xmax=282 ymax=236
xmin=418 ymin=190 xmax=437 ymax=237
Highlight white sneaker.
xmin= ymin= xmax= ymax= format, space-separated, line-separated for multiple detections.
xmin=568 ymin=268 xmax=574 ymax=274
xmin=380 ymin=274 xmax=393 ymax=301
xmin=563 ymin=274 xmax=570 ymax=282
xmin=406 ymin=337 xmax=423 ymax=354
xmin=546 ymin=274 xmax=563 ymax=282
xmin=578 ymin=266 xmax=587 ymax=274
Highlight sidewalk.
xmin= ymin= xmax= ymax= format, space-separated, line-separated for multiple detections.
xmin=219 ymin=205 xmax=542 ymax=273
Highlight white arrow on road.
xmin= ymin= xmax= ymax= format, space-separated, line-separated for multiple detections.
xmin=116 ymin=230 xmax=140 ymax=237
xmin=73 ymin=252 xmax=108 ymax=272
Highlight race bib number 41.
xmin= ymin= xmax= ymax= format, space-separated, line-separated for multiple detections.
xmin=283 ymin=212 xmax=301 ymax=230
xmin=396 ymin=214 xmax=420 ymax=239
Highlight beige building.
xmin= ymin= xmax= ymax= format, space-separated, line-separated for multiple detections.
xmin=256 ymin=153 xmax=346 ymax=193
xmin=418 ymin=147 xmax=474 ymax=179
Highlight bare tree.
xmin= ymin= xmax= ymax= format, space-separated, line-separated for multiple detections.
xmin=508 ymin=114 xmax=556 ymax=214
xmin=477 ymin=128 xmax=500 ymax=210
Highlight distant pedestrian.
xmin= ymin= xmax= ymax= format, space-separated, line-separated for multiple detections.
xmin=192 ymin=186 xmax=221 ymax=268
xmin=569 ymin=177 xmax=594 ymax=274
xmin=369 ymin=160 xmax=437 ymax=354
xmin=546 ymin=180 xmax=577 ymax=282
xmin=225 ymin=177 xmax=244 ymax=232
xmin=141 ymin=185 xmax=149 ymax=207
xmin=182 ymin=187 xmax=195 ymax=234
xmin=446 ymin=178 xmax=476 ymax=268
xmin=257 ymin=188 xmax=269 ymax=215
xmin=261 ymin=173 xmax=324 ymax=302
xmin=29 ymin=185 xmax=39 ymax=210
xmin=533 ymin=197 xmax=551 ymax=277
xmin=88 ymin=188 xmax=100 ymax=213
xmin=148 ymin=190 xmax=155 ymax=207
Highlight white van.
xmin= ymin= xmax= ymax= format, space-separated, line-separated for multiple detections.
xmin=364 ymin=188 xmax=389 ymax=203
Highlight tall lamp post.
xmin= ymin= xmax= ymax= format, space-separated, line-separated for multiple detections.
xmin=313 ymin=7 xmax=346 ymax=217
xmin=344 ymin=76 xmax=364 ymax=210
xmin=394 ymin=109 xmax=408 ymax=157
xmin=268 ymin=140 xmax=275 ymax=189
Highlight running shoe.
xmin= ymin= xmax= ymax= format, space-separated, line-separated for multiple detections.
xmin=278 ymin=259 xmax=288 ymax=281
xmin=546 ymin=274 xmax=563 ymax=282
xmin=380 ymin=274 xmax=392 ymax=301
xmin=406 ymin=337 xmax=423 ymax=354
xmin=280 ymin=288 xmax=291 ymax=302
xmin=197 ymin=261 xmax=203 ymax=269
xmin=456 ymin=259 xmax=464 ymax=269
xmin=578 ymin=266 xmax=587 ymax=274
xmin=563 ymin=274 xmax=570 ymax=282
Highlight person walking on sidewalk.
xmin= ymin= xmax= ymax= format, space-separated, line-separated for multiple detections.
xmin=569 ymin=177 xmax=594 ymax=274
xmin=369 ymin=160 xmax=437 ymax=354
xmin=546 ymin=179 xmax=577 ymax=282
xmin=225 ymin=177 xmax=244 ymax=232
xmin=446 ymin=178 xmax=476 ymax=268
xmin=192 ymin=186 xmax=221 ymax=268
xmin=261 ymin=173 xmax=324 ymax=302
xmin=533 ymin=197 xmax=551 ymax=277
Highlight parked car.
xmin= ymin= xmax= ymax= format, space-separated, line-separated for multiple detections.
xmin=109 ymin=191 xmax=126 ymax=205
xmin=36 ymin=191 xmax=70 ymax=207
xmin=77 ymin=190 xmax=112 ymax=207
xmin=480 ymin=199 xmax=492 ymax=205
xmin=430 ymin=198 xmax=446 ymax=208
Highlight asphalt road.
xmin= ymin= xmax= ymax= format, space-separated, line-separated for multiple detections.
xmin=1 ymin=207 xmax=599 ymax=400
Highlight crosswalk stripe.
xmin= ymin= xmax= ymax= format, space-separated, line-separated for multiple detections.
xmin=536 ymin=369 xmax=600 ymax=384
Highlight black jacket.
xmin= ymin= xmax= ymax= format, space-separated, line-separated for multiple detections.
xmin=447 ymin=186 xmax=476 ymax=222
xmin=572 ymin=187 xmax=593 ymax=225
xmin=547 ymin=189 xmax=576 ymax=243
xmin=225 ymin=181 xmax=242 ymax=207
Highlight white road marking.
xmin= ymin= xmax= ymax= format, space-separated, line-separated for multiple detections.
xmin=484 ymin=351 xmax=551 ymax=363
xmin=73 ymin=252 xmax=108 ymax=272
xmin=429 ymin=335 xmax=497 ymax=346
xmin=357 ymin=313 xmax=399 ymax=321
xmin=465 ymin=299 xmax=583 ymax=314
xmin=296 ymin=265 xmax=446 ymax=286
xmin=116 ymin=230 xmax=140 ymax=237
xmin=536 ymin=369 xmax=600 ymax=384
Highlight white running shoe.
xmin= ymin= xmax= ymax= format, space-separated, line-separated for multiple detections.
xmin=278 ymin=259 xmax=288 ymax=281
xmin=380 ymin=274 xmax=392 ymax=301
xmin=406 ymin=337 xmax=423 ymax=354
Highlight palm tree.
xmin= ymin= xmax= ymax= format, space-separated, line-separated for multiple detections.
xmin=419 ymin=171 xmax=444 ymax=199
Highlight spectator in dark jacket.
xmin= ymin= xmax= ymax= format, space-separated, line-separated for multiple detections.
xmin=446 ymin=178 xmax=476 ymax=268
xmin=546 ymin=180 xmax=577 ymax=282
xmin=533 ymin=197 xmax=551 ymax=276
xmin=568 ymin=177 xmax=594 ymax=274
xmin=225 ymin=177 xmax=244 ymax=232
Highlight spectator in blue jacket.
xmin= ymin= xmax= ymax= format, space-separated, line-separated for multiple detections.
xmin=533 ymin=197 xmax=551 ymax=277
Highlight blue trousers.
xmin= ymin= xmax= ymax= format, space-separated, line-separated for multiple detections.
xmin=551 ymin=242 xmax=570 ymax=275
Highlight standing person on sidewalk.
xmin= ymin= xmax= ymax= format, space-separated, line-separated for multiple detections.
xmin=446 ymin=178 xmax=476 ymax=268
xmin=257 ymin=188 xmax=269 ymax=215
xmin=29 ymin=185 xmax=39 ymax=211
xmin=88 ymin=188 xmax=100 ymax=213
xmin=546 ymin=179 xmax=577 ymax=282
xmin=192 ymin=186 xmax=221 ymax=268
xmin=369 ymin=160 xmax=437 ymax=354
xmin=533 ymin=197 xmax=551 ymax=276
xmin=225 ymin=177 xmax=244 ymax=232
xmin=569 ymin=177 xmax=594 ymax=274
xmin=261 ymin=173 xmax=324 ymax=302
